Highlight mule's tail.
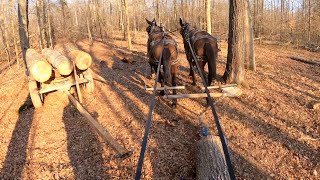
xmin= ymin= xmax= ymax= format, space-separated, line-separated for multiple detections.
xmin=204 ymin=42 xmax=217 ymax=86
xmin=162 ymin=47 xmax=172 ymax=85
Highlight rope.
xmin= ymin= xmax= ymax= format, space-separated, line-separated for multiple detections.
xmin=135 ymin=36 xmax=164 ymax=180
xmin=186 ymin=37 xmax=236 ymax=180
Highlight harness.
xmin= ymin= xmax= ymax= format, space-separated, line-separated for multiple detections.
xmin=148 ymin=35 xmax=180 ymax=65
xmin=186 ymin=30 xmax=216 ymax=62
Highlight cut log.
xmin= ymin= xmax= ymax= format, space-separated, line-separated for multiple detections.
xmin=26 ymin=49 xmax=52 ymax=82
xmin=55 ymin=44 xmax=92 ymax=70
xmin=196 ymin=135 xmax=231 ymax=180
xmin=42 ymin=48 xmax=73 ymax=75
xmin=288 ymin=56 xmax=320 ymax=66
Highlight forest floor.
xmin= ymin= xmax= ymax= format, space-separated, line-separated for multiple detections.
xmin=0 ymin=32 xmax=319 ymax=179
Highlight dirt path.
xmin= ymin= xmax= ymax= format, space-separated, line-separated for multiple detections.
xmin=0 ymin=33 xmax=319 ymax=179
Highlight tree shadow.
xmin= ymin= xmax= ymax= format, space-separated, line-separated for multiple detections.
xmin=70 ymin=39 xmax=277 ymax=179
xmin=0 ymin=95 xmax=34 ymax=179
xmin=62 ymin=103 xmax=109 ymax=179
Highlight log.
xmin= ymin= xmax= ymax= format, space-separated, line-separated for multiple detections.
xmin=196 ymin=135 xmax=231 ymax=180
xmin=42 ymin=48 xmax=73 ymax=75
xmin=66 ymin=91 xmax=131 ymax=158
xmin=55 ymin=44 xmax=92 ymax=70
xmin=288 ymin=56 xmax=320 ymax=66
xmin=26 ymin=49 xmax=52 ymax=82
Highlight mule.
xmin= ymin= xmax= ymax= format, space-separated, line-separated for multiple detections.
xmin=146 ymin=18 xmax=179 ymax=108
xmin=179 ymin=18 xmax=219 ymax=86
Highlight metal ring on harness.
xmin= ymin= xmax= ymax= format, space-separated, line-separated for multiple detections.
xmin=185 ymin=38 xmax=236 ymax=180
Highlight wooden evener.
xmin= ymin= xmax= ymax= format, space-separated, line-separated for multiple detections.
xmin=55 ymin=43 xmax=92 ymax=70
xmin=42 ymin=48 xmax=73 ymax=75
xmin=196 ymin=135 xmax=231 ymax=180
xmin=26 ymin=49 xmax=52 ymax=82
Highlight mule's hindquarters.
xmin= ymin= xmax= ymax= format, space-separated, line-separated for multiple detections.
xmin=204 ymin=42 xmax=217 ymax=86
xmin=161 ymin=46 xmax=178 ymax=108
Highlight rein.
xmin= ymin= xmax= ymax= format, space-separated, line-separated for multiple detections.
xmin=184 ymin=32 xmax=236 ymax=180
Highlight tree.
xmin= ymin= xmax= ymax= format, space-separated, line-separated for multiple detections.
xmin=18 ymin=0 xmax=30 ymax=76
xmin=223 ymin=0 xmax=253 ymax=84
xmin=205 ymin=0 xmax=211 ymax=34
xmin=123 ymin=0 xmax=132 ymax=50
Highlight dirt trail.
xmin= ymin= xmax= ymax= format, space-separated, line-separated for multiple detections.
xmin=0 ymin=32 xmax=319 ymax=179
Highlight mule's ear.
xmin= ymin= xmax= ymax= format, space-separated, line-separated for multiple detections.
xmin=152 ymin=18 xmax=157 ymax=26
xmin=146 ymin=18 xmax=152 ymax=25
xmin=179 ymin=18 xmax=184 ymax=27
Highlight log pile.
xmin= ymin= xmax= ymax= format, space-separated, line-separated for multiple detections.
xmin=42 ymin=48 xmax=73 ymax=75
xmin=55 ymin=43 xmax=92 ymax=70
xmin=26 ymin=44 xmax=93 ymax=83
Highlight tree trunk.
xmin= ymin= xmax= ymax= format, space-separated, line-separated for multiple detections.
xmin=223 ymin=0 xmax=250 ymax=84
xmin=205 ymin=0 xmax=211 ymax=34
xmin=123 ymin=0 xmax=132 ymax=50
xmin=11 ymin=0 xmax=20 ymax=69
xmin=36 ymin=0 xmax=44 ymax=50
xmin=18 ymin=0 xmax=30 ymax=76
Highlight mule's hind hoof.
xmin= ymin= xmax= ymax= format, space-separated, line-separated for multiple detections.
xmin=191 ymin=82 xmax=197 ymax=86
xmin=160 ymin=90 xmax=165 ymax=96
xmin=171 ymin=103 xmax=177 ymax=109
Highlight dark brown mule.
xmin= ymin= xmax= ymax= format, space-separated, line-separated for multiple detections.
xmin=179 ymin=18 xmax=220 ymax=86
xmin=146 ymin=19 xmax=179 ymax=108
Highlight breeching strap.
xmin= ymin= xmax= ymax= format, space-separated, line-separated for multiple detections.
xmin=186 ymin=38 xmax=236 ymax=180
xmin=135 ymin=40 xmax=164 ymax=180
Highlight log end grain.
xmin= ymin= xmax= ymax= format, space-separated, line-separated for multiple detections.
xmin=58 ymin=60 xmax=73 ymax=75
xmin=31 ymin=61 xmax=53 ymax=82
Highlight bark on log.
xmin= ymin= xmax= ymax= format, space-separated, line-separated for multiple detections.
xmin=26 ymin=49 xmax=52 ymax=82
xmin=55 ymin=44 xmax=92 ymax=70
xmin=196 ymin=135 xmax=231 ymax=180
xmin=288 ymin=56 xmax=320 ymax=66
xmin=42 ymin=48 xmax=73 ymax=75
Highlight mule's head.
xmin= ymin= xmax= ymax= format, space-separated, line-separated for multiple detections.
xmin=146 ymin=18 xmax=162 ymax=35
xmin=179 ymin=18 xmax=190 ymax=39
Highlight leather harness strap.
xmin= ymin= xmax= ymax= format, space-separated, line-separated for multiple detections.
xmin=149 ymin=36 xmax=179 ymax=65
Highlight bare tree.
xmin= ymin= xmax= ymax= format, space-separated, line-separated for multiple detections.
xmin=223 ymin=0 xmax=253 ymax=84
xmin=205 ymin=0 xmax=211 ymax=34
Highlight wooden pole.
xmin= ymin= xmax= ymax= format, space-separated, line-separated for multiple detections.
xmin=66 ymin=91 xmax=131 ymax=157
xmin=145 ymin=86 xmax=185 ymax=91
xmin=163 ymin=93 xmax=224 ymax=99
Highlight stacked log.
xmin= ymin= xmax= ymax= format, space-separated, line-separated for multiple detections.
xmin=26 ymin=49 xmax=52 ymax=82
xmin=42 ymin=48 xmax=73 ymax=76
xmin=55 ymin=43 xmax=92 ymax=70
xmin=196 ymin=135 xmax=231 ymax=180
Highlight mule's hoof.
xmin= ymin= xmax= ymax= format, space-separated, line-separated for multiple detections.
xmin=147 ymin=75 xmax=153 ymax=79
xmin=160 ymin=90 xmax=165 ymax=96
xmin=171 ymin=103 xmax=177 ymax=109
xmin=191 ymin=82 xmax=197 ymax=86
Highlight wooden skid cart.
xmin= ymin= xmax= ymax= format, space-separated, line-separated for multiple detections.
xmin=28 ymin=68 xmax=94 ymax=108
